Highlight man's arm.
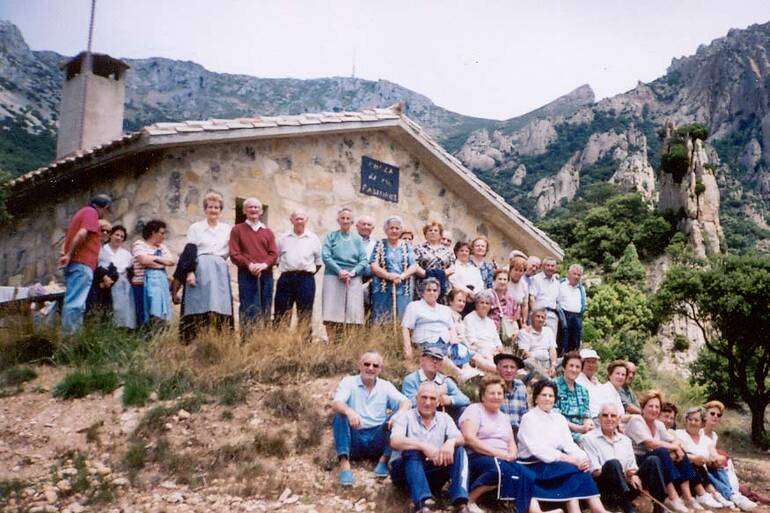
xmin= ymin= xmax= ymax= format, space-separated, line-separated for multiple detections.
xmin=59 ymin=228 xmax=88 ymax=266
xmin=228 ymin=227 xmax=250 ymax=268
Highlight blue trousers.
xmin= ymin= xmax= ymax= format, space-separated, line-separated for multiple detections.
xmin=62 ymin=263 xmax=94 ymax=334
xmin=561 ymin=311 xmax=583 ymax=354
xmin=132 ymin=284 xmax=145 ymax=328
xmin=332 ymin=413 xmax=391 ymax=460
xmin=273 ymin=271 xmax=315 ymax=321
xmin=238 ymin=268 xmax=273 ymax=328
xmin=707 ymin=468 xmax=733 ymax=499
xmin=390 ymin=447 xmax=469 ymax=507
xmin=638 ymin=448 xmax=698 ymax=487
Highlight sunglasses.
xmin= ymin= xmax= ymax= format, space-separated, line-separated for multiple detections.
xmin=600 ymin=413 xmax=618 ymax=418
xmin=362 ymin=362 xmax=381 ymax=369
xmin=708 ymin=411 xmax=722 ymax=418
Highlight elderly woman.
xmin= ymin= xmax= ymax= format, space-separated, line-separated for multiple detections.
xmin=321 ymin=208 xmax=369 ymax=341
xmin=449 ymin=242 xmax=484 ymax=316
xmin=463 ymin=289 xmax=502 ymax=370
xmin=414 ymin=221 xmax=456 ymax=301
xmin=401 ymin=278 xmax=455 ymax=359
xmin=517 ymin=379 xmax=609 ymax=513
xmin=554 ymin=351 xmax=593 ymax=442
xmin=470 ymin=236 xmax=496 ymax=290
xmin=459 ymin=375 xmax=542 ymax=513
xmin=132 ymin=220 xmax=175 ymax=327
xmin=177 ymin=191 xmax=233 ymax=341
xmin=674 ymin=408 xmax=733 ymax=509
xmin=99 ymin=225 xmax=136 ymax=329
xmin=624 ymin=390 xmax=701 ymax=513
xmin=369 ymin=216 xmax=418 ymax=324
xmin=507 ymin=255 xmax=529 ymax=326
xmin=489 ymin=268 xmax=518 ymax=343
xmin=446 ymin=288 xmax=490 ymax=378
xmin=85 ymin=220 xmax=117 ymax=316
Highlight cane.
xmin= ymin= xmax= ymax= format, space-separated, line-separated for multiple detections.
xmin=256 ymin=270 xmax=263 ymax=327
xmin=391 ymin=281 xmax=398 ymax=334
xmin=343 ymin=278 xmax=349 ymax=336
xmin=639 ymin=489 xmax=677 ymax=513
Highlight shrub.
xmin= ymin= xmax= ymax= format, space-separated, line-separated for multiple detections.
xmin=674 ymin=123 xmax=710 ymax=141
xmin=612 ymin=243 xmax=646 ymax=285
xmin=262 ymin=388 xmax=312 ymax=420
xmin=672 ymin=334 xmax=690 ymax=352
xmin=122 ymin=438 xmax=148 ymax=473
xmin=53 ymin=368 xmax=119 ymax=399
xmin=694 ymin=180 xmax=706 ymax=195
xmin=0 ymin=334 xmax=56 ymax=369
xmin=122 ymin=370 xmax=154 ymax=407
xmin=55 ymin=321 xmax=144 ymax=368
xmin=0 ymin=366 xmax=37 ymax=388
xmin=252 ymin=428 xmax=288 ymax=457
xmin=661 ymin=142 xmax=690 ymax=183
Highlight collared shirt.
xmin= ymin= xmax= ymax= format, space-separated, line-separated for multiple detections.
xmin=618 ymin=386 xmax=640 ymax=411
xmin=245 ymin=219 xmax=265 ymax=232
xmin=554 ymin=376 xmax=591 ymax=441
xmin=99 ymin=244 xmax=132 ymax=274
xmin=507 ymin=278 xmax=529 ymax=306
xmin=582 ymin=430 xmax=639 ymax=474
xmin=449 ymin=260 xmax=484 ymax=293
xmin=584 ymin=382 xmax=625 ymax=419
xmin=530 ymin=272 xmax=560 ymax=310
xmin=517 ymin=326 xmax=556 ymax=361
xmin=518 ymin=406 xmax=587 ymax=463
xmin=557 ymin=279 xmax=585 ymax=314
xmin=401 ymin=369 xmax=470 ymax=408
xmin=277 ymin=230 xmax=322 ymax=273
xmin=500 ymin=379 xmax=529 ymax=429
xmin=64 ymin=205 xmax=101 ymax=269
xmin=332 ymin=375 xmax=408 ymax=429
xmin=625 ymin=416 xmax=674 ymax=456
xmin=390 ymin=408 xmax=461 ymax=463
xmin=187 ymin=220 xmax=232 ymax=257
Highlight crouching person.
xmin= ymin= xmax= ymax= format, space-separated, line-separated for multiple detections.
xmin=390 ymin=381 xmax=471 ymax=513
xmin=582 ymin=403 xmax=667 ymax=513
xmin=332 ymin=350 xmax=411 ymax=486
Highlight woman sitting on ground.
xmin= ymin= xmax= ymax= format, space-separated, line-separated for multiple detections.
xmin=449 ymin=241 xmax=484 ymax=316
xmin=413 ymin=221 xmax=456 ymax=302
xmin=463 ymin=290 xmax=502 ymax=370
xmin=553 ymin=351 xmax=593 ymax=442
xmin=446 ymin=288 xmax=490 ymax=379
xmin=370 ymin=216 xmax=418 ymax=324
xmin=132 ymin=219 xmax=175 ymax=327
xmin=99 ymin=225 xmax=136 ymax=330
xmin=401 ymin=277 xmax=455 ymax=359
xmin=516 ymin=379 xmax=609 ymax=513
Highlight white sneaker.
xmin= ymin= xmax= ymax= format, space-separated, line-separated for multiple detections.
xmin=698 ymin=494 xmax=724 ymax=509
xmin=731 ymin=494 xmax=757 ymax=511
xmin=666 ymin=497 xmax=691 ymax=513
xmin=713 ymin=493 xmax=735 ymax=508
xmin=459 ymin=366 xmax=483 ymax=382
xmin=466 ymin=502 xmax=486 ymax=513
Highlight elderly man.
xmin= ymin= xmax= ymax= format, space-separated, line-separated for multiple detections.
xmin=274 ymin=210 xmax=321 ymax=329
xmin=58 ymin=194 xmax=112 ymax=334
xmin=523 ymin=255 xmax=541 ymax=288
xmin=516 ymin=308 xmax=557 ymax=382
xmin=390 ymin=381 xmax=470 ymax=513
xmin=332 ymin=350 xmax=411 ymax=486
xmin=402 ymin=347 xmax=470 ymax=421
xmin=494 ymin=352 xmax=528 ymax=436
xmin=582 ymin=403 xmax=667 ymax=513
xmin=229 ymin=197 xmax=278 ymax=330
xmin=557 ymin=263 xmax=586 ymax=354
xmin=356 ymin=215 xmax=376 ymax=310
xmin=529 ymin=257 xmax=560 ymax=334
xmin=619 ymin=362 xmax=642 ymax=415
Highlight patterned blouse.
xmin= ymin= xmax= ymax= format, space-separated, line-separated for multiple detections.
xmin=554 ymin=376 xmax=591 ymax=442
xmin=471 ymin=258 xmax=496 ymax=290
xmin=414 ymin=243 xmax=455 ymax=272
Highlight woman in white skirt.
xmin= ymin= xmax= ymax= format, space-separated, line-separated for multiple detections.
xmin=98 ymin=225 xmax=136 ymax=329
xmin=321 ymin=208 xmax=369 ymax=341
xmin=179 ymin=191 xmax=233 ymax=342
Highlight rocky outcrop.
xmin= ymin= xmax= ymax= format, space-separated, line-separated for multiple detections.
xmin=530 ymin=153 xmax=580 ymax=215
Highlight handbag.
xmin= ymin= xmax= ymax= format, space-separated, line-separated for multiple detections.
xmin=500 ymin=317 xmax=518 ymax=344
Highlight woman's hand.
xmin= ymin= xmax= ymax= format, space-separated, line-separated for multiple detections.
xmin=186 ymin=272 xmax=197 ymax=287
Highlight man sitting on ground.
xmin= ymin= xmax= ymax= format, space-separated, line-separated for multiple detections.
xmin=493 ymin=352 xmax=528 ymax=437
xmin=619 ymin=361 xmax=642 ymax=415
xmin=582 ymin=403 xmax=668 ymax=513
xmin=332 ymin=350 xmax=411 ymax=486
xmin=516 ymin=308 xmax=557 ymax=382
xmin=390 ymin=381 xmax=471 ymax=513
xmin=402 ymin=347 xmax=470 ymax=421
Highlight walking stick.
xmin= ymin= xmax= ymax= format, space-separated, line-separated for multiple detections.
xmin=391 ymin=281 xmax=398 ymax=334
xmin=256 ymin=270 xmax=263 ymax=327
xmin=343 ymin=278 xmax=349 ymax=337
xmin=639 ymin=489 xmax=677 ymax=513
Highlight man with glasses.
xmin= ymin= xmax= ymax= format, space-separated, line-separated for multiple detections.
xmin=582 ymin=403 xmax=667 ymax=513
xmin=332 ymin=350 xmax=411 ymax=486
xmin=401 ymin=347 xmax=470 ymax=422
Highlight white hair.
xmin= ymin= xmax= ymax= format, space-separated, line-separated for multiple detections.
xmin=600 ymin=402 xmax=621 ymax=415
xmin=338 ymin=207 xmax=353 ymax=217
xmin=359 ymin=350 xmax=383 ymax=365
xmin=569 ymin=263 xmax=584 ymax=274
xmin=543 ymin=257 xmax=557 ymax=265
xmin=417 ymin=381 xmax=439 ymax=396
xmin=290 ymin=209 xmax=308 ymax=219
xmin=243 ymin=197 xmax=262 ymax=209
xmin=383 ymin=215 xmax=403 ymax=231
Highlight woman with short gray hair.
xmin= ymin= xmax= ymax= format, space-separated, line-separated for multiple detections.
xmin=369 ymin=216 xmax=418 ymax=324
xmin=401 ymin=278 xmax=455 ymax=359
xmin=462 ymin=289 xmax=502 ymax=369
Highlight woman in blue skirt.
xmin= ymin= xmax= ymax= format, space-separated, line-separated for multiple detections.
xmin=459 ymin=375 xmax=552 ymax=513
xmin=517 ymin=379 xmax=610 ymax=513
xmin=132 ymin=220 xmax=175 ymax=328
xmin=369 ymin=216 xmax=418 ymax=324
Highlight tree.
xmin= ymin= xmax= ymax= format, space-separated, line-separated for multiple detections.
xmin=655 ymin=255 xmax=770 ymax=447
xmin=0 ymin=169 xmax=12 ymax=226
xmin=612 ymin=243 xmax=646 ymax=285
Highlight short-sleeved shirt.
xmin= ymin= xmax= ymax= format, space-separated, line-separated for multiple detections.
xmin=517 ymin=326 xmax=556 ymax=361
xmin=463 ymin=311 xmax=502 ymax=357
xmin=530 ymin=272 xmax=560 ymax=310
xmin=390 ymin=408 xmax=460 ymax=463
xmin=582 ymin=430 xmax=638 ymax=474
xmin=414 ymin=243 xmax=455 ymax=273
xmin=401 ymin=299 xmax=454 ymax=345
xmin=675 ymin=429 xmax=715 ymax=460
xmin=277 ymin=230 xmax=322 ymax=273
xmin=554 ymin=376 xmax=591 ymax=440
xmin=501 ymin=380 xmax=529 ymax=429
xmin=586 ymin=382 xmax=625 ymax=419
xmin=63 ymin=206 xmax=101 ymax=269
xmin=459 ymin=403 xmax=514 ymax=453
xmin=370 ymin=239 xmax=416 ymax=297
xmin=619 ymin=386 xmax=640 ymax=411
xmin=625 ymin=415 xmax=674 ymax=456
xmin=131 ymin=240 xmax=173 ymax=284
xmin=332 ymin=375 xmax=407 ymax=429
xmin=507 ymin=278 xmax=529 ymax=305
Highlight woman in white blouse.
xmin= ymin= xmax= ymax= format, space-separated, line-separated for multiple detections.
xmin=449 ymin=241 xmax=484 ymax=316
xmin=179 ymin=192 xmax=233 ymax=341
xmin=99 ymin=225 xmax=136 ymax=329
xmin=517 ymin=379 xmax=609 ymax=513
xmin=507 ymin=255 xmax=529 ymax=327
xmin=463 ymin=290 xmax=502 ymax=369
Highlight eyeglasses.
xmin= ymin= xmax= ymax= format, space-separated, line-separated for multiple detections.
xmin=708 ymin=411 xmax=722 ymax=418
xmin=362 ymin=362 xmax=380 ymax=369
xmin=101 ymin=229 xmax=110 ymax=234
xmin=599 ymin=413 xmax=618 ymax=418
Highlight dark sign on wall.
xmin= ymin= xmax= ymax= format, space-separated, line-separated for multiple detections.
xmin=360 ymin=156 xmax=399 ymax=203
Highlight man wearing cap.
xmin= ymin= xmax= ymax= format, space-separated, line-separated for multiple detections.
xmin=577 ymin=348 xmax=620 ymax=420
xmin=402 ymin=347 xmax=470 ymax=422
xmin=390 ymin=381 xmax=470 ymax=513
xmin=58 ymin=194 xmax=112 ymax=334
xmin=494 ymin=352 xmax=528 ymax=437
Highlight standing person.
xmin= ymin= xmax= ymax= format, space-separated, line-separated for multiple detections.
xmin=516 ymin=308 xmax=558 ymax=381
xmin=441 ymin=235 xmax=453 ymax=248
xmin=132 ymin=220 xmax=175 ymax=327
xmin=554 ymin=351 xmax=593 ymax=442
xmin=529 ymin=257 xmax=560 ymax=335
xmin=469 ymin=237 xmax=496 ymax=290
xmin=332 ymin=351 xmax=410 ymax=486
xmin=86 ymin=219 xmax=117 ymax=317
xmin=322 ymin=208 xmax=369 ymax=341
xmin=414 ymin=221 xmax=456 ymax=301
xmin=582 ymin=403 xmax=668 ymax=513
xmin=274 ymin=210 xmax=322 ymax=332
xmin=488 ymin=269 xmax=518 ymax=343
xmin=229 ymin=197 xmax=278 ymax=332
xmin=401 ymin=346 xmax=470 ymax=421
xmin=390 ymin=381 xmax=471 ymax=513
xmin=179 ymin=192 xmax=233 ymax=341
xmin=356 ymin=215 xmax=376 ymax=309
xmin=58 ymin=194 xmax=112 ymax=334
xmin=370 ymin=216 xmax=418 ymax=324
xmin=557 ymin=264 xmax=586 ymax=354
xmin=99 ymin=225 xmax=136 ymax=329
xmin=494 ymin=352 xmax=529 ymax=437
xmin=449 ymin=242 xmax=484 ymax=316
xmin=507 ymin=255 xmax=530 ymax=329
xmin=524 ymin=256 xmax=541 ymax=289
xmin=620 ymin=362 xmax=642 ymax=415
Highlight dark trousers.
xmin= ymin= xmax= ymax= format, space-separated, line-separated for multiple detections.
xmin=132 ymin=284 xmax=145 ymax=328
xmin=638 ymin=448 xmax=698 ymax=487
xmin=390 ymin=448 xmax=469 ymax=507
xmin=273 ymin=271 xmax=315 ymax=322
xmin=596 ymin=458 xmax=667 ymax=513
xmin=561 ymin=311 xmax=583 ymax=354
xmin=237 ymin=268 xmax=273 ymax=329
xmin=332 ymin=413 xmax=391 ymax=461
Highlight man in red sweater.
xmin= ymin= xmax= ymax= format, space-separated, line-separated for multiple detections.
xmin=229 ymin=197 xmax=278 ymax=332
xmin=59 ymin=194 xmax=112 ymax=334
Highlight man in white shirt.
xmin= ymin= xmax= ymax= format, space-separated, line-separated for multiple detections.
xmin=557 ymin=264 xmax=586 ymax=355
xmin=274 ymin=210 xmax=322 ymax=330
xmin=356 ymin=215 xmax=376 ymax=308
xmin=516 ymin=308 xmax=557 ymax=382
xmin=529 ymin=257 xmax=560 ymax=333
xmin=582 ymin=403 xmax=667 ymax=513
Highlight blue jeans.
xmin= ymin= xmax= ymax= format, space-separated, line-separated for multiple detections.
xmin=638 ymin=448 xmax=698 ymax=486
xmin=62 ymin=263 xmax=94 ymax=334
xmin=561 ymin=311 xmax=583 ymax=354
xmin=390 ymin=447 xmax=469 ymax=507
xmin=238 ymin=268 xmax=273 ymax=328
xmin=707 ymin=468 xmax=733 ymax=499
xmin=273 ymin=271 xmax=315 ymax=321
xmin=332 ymin=413 xmax=391 ymax=460
xmin=132 ymin=284 xmax=145 ymax=327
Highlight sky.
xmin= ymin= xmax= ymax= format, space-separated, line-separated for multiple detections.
xmin=2 ymin=0 xmax=768 ymax=120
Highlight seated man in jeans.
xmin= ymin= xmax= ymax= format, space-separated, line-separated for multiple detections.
xmin=390 ymin=381 xmax=470 ymax=513
xmin=332 ymin=350 xmax=410 ymax=486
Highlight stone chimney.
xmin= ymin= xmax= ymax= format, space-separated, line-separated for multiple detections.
xmin=55 ymin=52 xmax=129 ymax=158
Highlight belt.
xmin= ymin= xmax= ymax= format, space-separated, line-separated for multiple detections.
xmin=281 ymin=270 xmax=314 ymax=276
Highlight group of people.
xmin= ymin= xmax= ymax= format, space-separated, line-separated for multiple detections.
xmin=331 ymin=349 xmax=759 ymax=513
